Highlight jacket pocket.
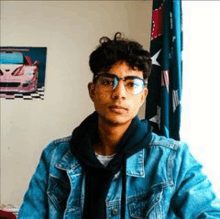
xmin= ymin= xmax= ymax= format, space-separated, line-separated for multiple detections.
xmin=128 ymin=187 xmax=163 ymax=219
xmin=47 ymin=175 xmax=71 ymax=212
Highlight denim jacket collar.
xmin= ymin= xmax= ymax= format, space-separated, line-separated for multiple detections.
xmin=55 ymin=149 xmax=145 ymax=178
xmin=55 ymin=150 xmax=81 ymax=171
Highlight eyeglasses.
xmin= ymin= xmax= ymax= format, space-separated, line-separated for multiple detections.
xmin=93 ymin=73 xmax=147 ymax=95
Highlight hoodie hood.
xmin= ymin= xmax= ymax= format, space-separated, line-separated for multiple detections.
xmin=69 ymin=111 xmax=152 ymax=219
xmin=70 ymin=111 xmax=152 ymax=166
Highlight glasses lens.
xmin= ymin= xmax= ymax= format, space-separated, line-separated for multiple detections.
xmin=96 ymin=73 xmax=145 ymax=95
xmin=98 ymin=75 xmax=117 ymax=91
xmin=125 ymin=78 xmax=144 ymax=95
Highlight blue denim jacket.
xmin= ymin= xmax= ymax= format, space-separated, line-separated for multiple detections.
xmin=18 ymin=133 xmax=220 ymax=218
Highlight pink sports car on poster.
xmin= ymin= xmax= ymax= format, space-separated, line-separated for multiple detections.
xmin=0 ymin=51 xmax=39 ymax=93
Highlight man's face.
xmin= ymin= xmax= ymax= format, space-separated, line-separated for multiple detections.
xmin=88 ymin=62 xmax=148 ymax=126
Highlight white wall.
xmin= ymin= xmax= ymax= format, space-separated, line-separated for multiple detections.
xmin=181 ymin=1 xmax=220 ymax=198
xmin=0 ymin=1 xmax=152 ymax=205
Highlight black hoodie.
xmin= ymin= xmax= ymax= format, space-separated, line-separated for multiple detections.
xmin=70 ymin=111 xmax=152 ymax=219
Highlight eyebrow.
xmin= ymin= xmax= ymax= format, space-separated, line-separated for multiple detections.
xmin=101 ymin=72 xmax=144 ymax=80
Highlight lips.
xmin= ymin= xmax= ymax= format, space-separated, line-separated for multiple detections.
xmin=109 ymin=105 xmax=127 ymax=110
xmin=109 ymin=105 xmax=128 ymax=113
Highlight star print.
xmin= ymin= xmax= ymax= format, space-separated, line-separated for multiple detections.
xmin=151 ymin=49 xmax=161 ymax=66
xmin=149 ymin=106 xmax=161 ymax=129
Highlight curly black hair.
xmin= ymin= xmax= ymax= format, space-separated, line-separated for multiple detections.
xmin=89 ymin=32 xmax=152 ymax=80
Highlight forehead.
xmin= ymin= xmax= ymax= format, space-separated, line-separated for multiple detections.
xmin=108 ymin=62 xmax=144 ymax=78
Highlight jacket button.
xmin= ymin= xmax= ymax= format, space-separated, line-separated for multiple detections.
xmin=112 ymin=208 xmax=118 ymax=215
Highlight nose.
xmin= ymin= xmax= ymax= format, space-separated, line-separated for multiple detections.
xmin=111 ymin=79 xmax=126 ymax=99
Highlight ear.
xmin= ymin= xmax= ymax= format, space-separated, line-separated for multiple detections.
xmin=140 ymin=88 xmax=148 ymax=105
xmin=88 ymin=82 xmax=96 ymax=101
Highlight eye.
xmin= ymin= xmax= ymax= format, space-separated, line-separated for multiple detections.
xmin=100 ymin=77 xmax=114 ymax=86
xmin=126 ymin=80 xmax=139 ymax=88
xmin=127 ymin=82 xmax=135 ymax=87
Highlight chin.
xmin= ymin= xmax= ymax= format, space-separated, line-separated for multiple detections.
xmin=99 ymin=112 xmax=133 ymax=126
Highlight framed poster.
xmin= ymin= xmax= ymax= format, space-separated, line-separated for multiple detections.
xmin=0 ymin=47 xmax=47 ymax=100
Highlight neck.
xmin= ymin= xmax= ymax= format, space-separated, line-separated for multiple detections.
xmin=94 ymin=116 xmax=131 ymax=156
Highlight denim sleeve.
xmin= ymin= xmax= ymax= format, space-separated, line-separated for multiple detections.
xmin=171 ymin=143 xmax=220 ymax=218
xmin=18 ymin=142 xmax=56 ymax=219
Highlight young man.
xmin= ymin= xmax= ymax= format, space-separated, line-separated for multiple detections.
xmin=18 ymin=33 xmax=220 ymax=219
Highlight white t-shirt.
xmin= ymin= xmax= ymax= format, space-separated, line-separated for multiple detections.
xmin=95 ymin=152 xmax=116 ymax=167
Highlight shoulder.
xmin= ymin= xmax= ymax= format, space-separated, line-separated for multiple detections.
xmin=146 ymin=133 xmax=194 ymax=169
xmin=149 ymin=132 xmax=189 ymax=153
xmin=53 ymin=136 xmax=72 ymax=145
xmin=40 ymin=136 xmax=72 ymax=161
xmin=148 ymin=133 xmax=202 ymax=174
xmin=45 ymin=136 xmax=71 ymax=149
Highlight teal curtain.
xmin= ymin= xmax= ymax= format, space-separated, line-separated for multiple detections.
xmin=145 ymin=0 xmax=183 ymax=140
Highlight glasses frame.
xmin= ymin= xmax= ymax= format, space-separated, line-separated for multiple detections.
xmin=93 ymin=72 xmax=147 ymax=95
